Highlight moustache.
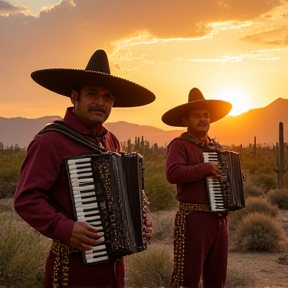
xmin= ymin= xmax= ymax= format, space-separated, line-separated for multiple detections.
xmin=89 ymin=106 xmax=106 ymax=114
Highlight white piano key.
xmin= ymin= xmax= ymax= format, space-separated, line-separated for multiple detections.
xmin=70 ymin=172 xmax=93 ymax=179
xmin=71 ymin=185 xmax=95 ymax=192
xmin=68 ymin=163 xmax=91 ymax=169
xmin=73 ymin=191 xmax=96 ymax=198
xmin=77 ymin=216 xmax=102 ymax=224
xmin=85 ymin=246 xmax=107 ymax=255
xmin=91 ymin=244 xmax=106 ymax=252
xmin=86 ymin=255 xmax=109 ymax=263
xmin=71 ymin=177 xmax=94 ymax=184
xmin=74 ymin=197 xmax=97 ymax=204
xmin=76 ymin=203 xmax=98 ymax=211
xmin=67 ymin=157 xmax=91 ymax=164
xmin=77 ymin=211 xmax=100 ymax=217
xmin=69 ymin=167 xmax=92 ymax=174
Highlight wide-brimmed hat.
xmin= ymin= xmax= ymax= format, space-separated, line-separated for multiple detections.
xmin=161 ymin=87 xmax=232 ymax=127
xmin=31 ymin=49 xmax=156 ymax=107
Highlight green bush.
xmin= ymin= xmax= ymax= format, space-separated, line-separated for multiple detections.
xmin=145 ymin=175 xmax=177 ymax=212
xmin=267 ymin=189 xmax=288 ymax=210
xmin=234 ymin=212 xmax=284 ymax=252
xmin=0 ymin=213 xmax=50 ymax=288
xmin=144 ymin=159 xmax=177 ymax=212
xmin=125 ymin=244 xmax=173 ymax=288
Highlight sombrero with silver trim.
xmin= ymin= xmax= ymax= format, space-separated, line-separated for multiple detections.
xmin=162 ymin=87 xmax=232 ymax=127
xmin=31 ymin=49 xmax=156 ymax=107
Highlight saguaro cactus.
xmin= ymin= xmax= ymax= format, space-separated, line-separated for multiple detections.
xmin=253 ymin=136 xmax=257 ymax=155
xmin=275 ymin=122 xmax=286 ymax=189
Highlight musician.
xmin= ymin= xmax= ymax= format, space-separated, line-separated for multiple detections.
xmin=14 ymin=49 xmax=155 ymax=288
xmin=161 ymin=87 xmax=232 ymax=288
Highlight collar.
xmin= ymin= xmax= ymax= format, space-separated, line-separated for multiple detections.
xmin=180 ymin=132 xmax=213 ymax=147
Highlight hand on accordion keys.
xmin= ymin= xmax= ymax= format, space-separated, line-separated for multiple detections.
xmin=70 ymin=221 xmax=104 ymax=251
xmin=208 ymin=162 xmax=222 ymax=180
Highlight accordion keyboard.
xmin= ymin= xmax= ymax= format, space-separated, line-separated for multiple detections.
xmin=202 ymin=151 xmax=226 ymax=212
xmin=67 ymin=156 xmax=109 ymax=264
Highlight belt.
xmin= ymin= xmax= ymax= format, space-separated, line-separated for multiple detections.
xmin=178 ymin=202 xmax=211 ymax=213
xmin=178 ymin=202 xmax=227 ymax=217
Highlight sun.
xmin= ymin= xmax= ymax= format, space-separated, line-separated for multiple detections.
xmin=215 ymin=87 xmax=250 ymax=116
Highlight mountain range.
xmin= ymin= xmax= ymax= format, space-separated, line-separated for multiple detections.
xmin=0 ymin=97 xmax=287 ymax=148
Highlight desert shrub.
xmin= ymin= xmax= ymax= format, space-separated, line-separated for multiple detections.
xmin=243 ymin=181 xmax=265 ymax=198
xmin=267 ymin=189 xmax=288 ymax=210
xmin=226 ymin=268 xmax=256 ymax=287
xmin=145 ymin=176 xmax=177 ymax=212
xmin=228 ymin=197 xmax=278 ymax=232
xmin=228 ymin=208 xmax=249 ymax=233
xmin=125 ymin=244 xmax=173 ymax=288
xmin=0 ymin=213 xmax=50 ymax=288
xmin=233 ymin=212 xmax=285 ymax=252
xmin=0 ymin=181 xmax=17 ymax=199
xmin=244 ymin=197 xmax=278 ymax=217
xmin=250 ymin=173 xmax=277 ymax=193
xmin=144 ymin=159 xmax=177 ymax=212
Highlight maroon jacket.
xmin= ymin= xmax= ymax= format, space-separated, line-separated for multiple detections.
xmin=14 ymin=107 xmax=124 ymax=288
xmin=166 ymin=133 xmax=217 ymax=204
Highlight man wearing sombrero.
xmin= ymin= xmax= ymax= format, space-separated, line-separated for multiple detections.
xmin=14 ymin=49 xmax=155 ymax=288
xmin=162 ymin=88 xmax=232 ymax=288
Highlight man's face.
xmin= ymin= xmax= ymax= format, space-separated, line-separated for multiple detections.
xmin=71 ymin=85 xmax=115 ymax=127
xmin=182 ymin=108 xmax=210 ymax=138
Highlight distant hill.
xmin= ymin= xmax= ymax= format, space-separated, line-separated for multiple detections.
xmin=0 ymin=116 xmax=183 ymax=148
xmin=209 ymin=97 xmax=288 ymax=146
xmin=0 ymin=97 xmax=288 ymax=148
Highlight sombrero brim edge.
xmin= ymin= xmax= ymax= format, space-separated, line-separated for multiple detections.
xmin=31 ymin=69 xmax=156 ymax=107
xmin=162 ymin=100 xmax=232 ymax=127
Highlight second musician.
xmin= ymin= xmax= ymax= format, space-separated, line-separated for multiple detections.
xmin=162 ymin=87 xmax=232 ymax=288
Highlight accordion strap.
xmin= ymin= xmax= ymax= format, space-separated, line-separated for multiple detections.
xmin=38 ymin=121 xmax=107 ymax=154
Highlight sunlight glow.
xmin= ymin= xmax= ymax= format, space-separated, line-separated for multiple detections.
xmin=215 ymin=88 xmax=250 ymax=116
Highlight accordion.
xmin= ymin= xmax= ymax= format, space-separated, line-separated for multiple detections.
xmin=202 ymin=151 xmax=245 ymax=212
xmin=65 ymin=152 xmax=148 ymax=265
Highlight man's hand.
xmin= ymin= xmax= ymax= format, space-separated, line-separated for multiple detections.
xmin=70 ymin=221 xmax=104 ymax=251
xmin=209 ymin=162 xmax=222 ymax=180
xmin=144 ymin=212 xmax=153 ymax=242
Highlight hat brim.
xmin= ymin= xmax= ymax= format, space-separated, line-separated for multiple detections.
xmin=162 ymin=100 xmax=232 ymax=127
xmin=31 ymin=69 xmax=156 ymax=107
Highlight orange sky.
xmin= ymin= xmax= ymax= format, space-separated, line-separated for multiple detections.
xmin=1 ymin=0 xmax=288 ymax=130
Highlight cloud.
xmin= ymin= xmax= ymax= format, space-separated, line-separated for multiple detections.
xmin=0 ymin=0 xmax=286 ymax=116
xmin=0 ymin=0 xmax=30 ymax=15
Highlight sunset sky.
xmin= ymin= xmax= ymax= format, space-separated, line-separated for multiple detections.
xmin=1 ymin=0 xmax=288 ymax=130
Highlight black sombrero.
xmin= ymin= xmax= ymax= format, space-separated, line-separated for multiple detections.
xmin=31 ymin=49 xmax=156 ymax=107
xmin=162 ymin=87 xmax=232 ymax=127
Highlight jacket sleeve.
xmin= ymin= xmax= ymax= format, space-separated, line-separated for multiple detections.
xmin=166 ymin=139 xmax=214 ymax=184
xmin=13 ymin=136 xmax=74 ymax=245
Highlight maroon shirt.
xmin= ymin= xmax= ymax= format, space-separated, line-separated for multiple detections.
xmin=14 ymin=107 xmax=124 ymax=287
xmin=166 ymin=134 xmax=216 ymax=204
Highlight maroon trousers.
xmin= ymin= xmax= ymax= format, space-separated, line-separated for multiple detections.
xmin=181 ymin=212 xmax=228 ymax=288
xmin=45 ymin=250 xmax=125 ymax=288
